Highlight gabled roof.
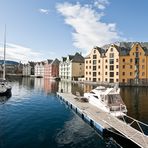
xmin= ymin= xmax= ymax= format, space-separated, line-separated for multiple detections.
xmin=47 ymin=59 xmax=53 ymax=64
xmin=52 ymin=58 xmax=60 ymax=65
xmin=71 ymin=52 xmax=84 ymax=63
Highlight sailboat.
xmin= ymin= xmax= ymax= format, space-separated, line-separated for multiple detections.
xmin=0 ymin=25 xmax=12 ymax=96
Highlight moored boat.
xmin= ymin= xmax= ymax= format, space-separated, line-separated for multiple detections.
xmin=84 ymin=85 xmax=127 ymax=117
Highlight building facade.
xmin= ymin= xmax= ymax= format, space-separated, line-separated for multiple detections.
xmin=85 ymin=45 xmax=119 ymax=83
xmin=59 ymin=53 xmax=84 ymax=81
xmin=34 ymin=61 xmax=45 ymax=77
xmin=119 ymin=42 xmax=148 ymax=85
xmin=85 ymin=42 xmax=148 ymax=85
xmin=44 ymin=59 xmax=60 ymax=78
xmin=23 ymin=62 xmax=35 ymax=76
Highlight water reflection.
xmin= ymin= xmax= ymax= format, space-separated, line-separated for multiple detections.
xmin=6 ymin=77 xmax=148 ymax=124
xmin=0 ymin=93 xmax=11 ymax=104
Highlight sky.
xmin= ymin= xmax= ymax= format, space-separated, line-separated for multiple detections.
xmin=0 ymin=0 xmax=148 ymax=63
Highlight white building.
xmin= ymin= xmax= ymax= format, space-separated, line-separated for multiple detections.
xmin=34 ymin=61 xmax=45 ymax=77
xmin=59 ymin=52 xmax=84 ymax=81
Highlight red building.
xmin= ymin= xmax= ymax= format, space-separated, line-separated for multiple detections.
xmin=44 ymin=58 xmax=60 ymax=78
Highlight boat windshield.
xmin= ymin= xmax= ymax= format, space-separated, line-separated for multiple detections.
xmin=106 ymin=94 xmax=124 ymax=105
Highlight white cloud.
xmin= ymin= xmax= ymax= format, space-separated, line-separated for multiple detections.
xmin=38 ymin=8 xmax=49 ymax=14
xmin=0 ymin=43 xmax=43 ymax=63
xmin=56 ymin=2 xmax=122 ymax=53
xmin=94 ymin=0 xmax=109 ymax=10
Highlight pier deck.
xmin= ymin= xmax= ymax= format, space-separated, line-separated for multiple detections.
xmin=57 ymin=92 xmax=148 ymax=148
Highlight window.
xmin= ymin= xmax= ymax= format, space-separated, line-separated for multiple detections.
xmin=98 ymin=78 xmax=100 ymax=81
xmin=142 ymin=65 xmax=145 ymax=69
xmin=136 ymin=46 xmax=138 ymax=51
xmin=93 ymin=78 xmax=96 ymax=82
xmin=135 ymin=52 xmax=139 ymax=58
xmin=130 ymin=65 xmax=132 ymax=69
xmin=142 ymin=59 xmax=145 ymax=63
xmin=130 ymin=59 xmax=132 ymax=63
xmin=94 ymin=49 xmax=96 ymax=53
xmin=110 ymin=79 xmax=114 ymax=83
xmin=93 ymin=66 xmax=96 ymax=70
xmin=110 ymin=72 xmax=114 ymax=77
xmin=110 ymin=59 xmax=114 ymax=64
xmin=105 ymin=59 xmax=108 ymax=63
xmin=89 ymin=66 xmax=91 ymax=69
xmin=123 ymin=65 xmax=125 ymax=69
xmin=116 ymin=59 xmax=118 ymax=62
xmin=86 ymin=60 xmax=88 ymax=64
xmin=105 ymin=78 xmax=108 ymax=81
xmin=86 ymin=66 xmax=88 ymax=69
xmin=86 ymin=77 xmax=87 ymax=80
xmin=105 ymin=72 xmax=107 ymax=75
xmin=89 ymin=72 xmax=91 ymax=75
xmin=93 ymin=72 xmax=96 ymax=76
xmin=116 ymin=65 xmax=118 ymax=69
xmin=123 ymin=59 xmax=125 ymax=62
xmin=110 ymin=53 xmax=114 ymax=58
xmin=93 ymin=60 xmax=96 ymax=65
xmin=110 ymin=65 xmax=114 ymax=70
xmin=98 ymin=60 xmax=100 ymax=63
xmin=142 ymin=72 xmax=145 ymax=76
xmin=116 ymin=79 xmax=118 ymax=82
xmin=93 ymin=55 xmax=97 ymax=59
xmin=111 ymin=48 xmax=113 ymax=52
xmin=122 ymin=79 xmax=125 ymax=83
xmin=105 ymin=65 xmax=108 ymax=69
xmin=130 ymin=72 xmax=132 ymax=76
xmin=98 ymin=72 xmax=100 ymax=75
xmin=89 ymin=60 xmax=91 ymax=63
xmin=98 ymin=65 xmax=100 ymax=69
xmin=123 ymin=72 xmax=125 ymax=75
xmin=135 ymin=59 xmax=139 ymax=64
xmin=116 ymin=72 xmax=118 ymax=75
xmin=86 ymin=72 xmax=88 ymax=75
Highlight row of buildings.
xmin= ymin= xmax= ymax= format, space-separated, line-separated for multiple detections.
xmin=85 ymin=42 xmax=148 ymax=85
xmin=2 ymin=42 xmax=148 ymax=86
xmin=23 ymin=52 xmax=84 ymax=80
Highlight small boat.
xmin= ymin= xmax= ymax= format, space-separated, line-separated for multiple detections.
xmin=84 ymin=85 xmax=127 ymax=117
xmin=0 ymin=25 xmax=12 ymax=96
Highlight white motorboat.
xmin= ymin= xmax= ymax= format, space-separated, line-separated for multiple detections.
xmin=84 ymin=85 xmax=127 ymax=117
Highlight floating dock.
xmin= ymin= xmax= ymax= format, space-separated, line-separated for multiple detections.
xmin=57 ymin=92 xmax=148 ymax=148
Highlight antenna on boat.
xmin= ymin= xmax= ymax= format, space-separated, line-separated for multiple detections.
xmin=3 ymin=24 xmax=6 ymax=80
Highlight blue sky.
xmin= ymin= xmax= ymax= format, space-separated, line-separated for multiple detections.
xmin=0 ymin=0 xmax=148 ymax=63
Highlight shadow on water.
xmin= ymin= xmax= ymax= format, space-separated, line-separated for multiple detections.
xmin=0 ymin=93 xmax=12 ymax=104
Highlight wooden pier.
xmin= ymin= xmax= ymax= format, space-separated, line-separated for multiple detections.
xmin=57 ymin=92 xmax=148 ymax=148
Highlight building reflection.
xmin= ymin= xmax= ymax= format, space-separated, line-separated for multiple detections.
xmin=44 ymin=78 xmax=58 ymax=94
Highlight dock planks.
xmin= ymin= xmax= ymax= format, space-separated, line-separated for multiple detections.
xmin=57 ymin=92 xmax=148 ymax=148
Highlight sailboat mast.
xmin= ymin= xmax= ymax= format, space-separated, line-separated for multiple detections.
xmin=3 ymin=25 xmax=6 ymax=80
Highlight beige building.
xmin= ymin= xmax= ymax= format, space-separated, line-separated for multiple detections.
xmin=85 ymin=45 xmax=119 ymax=83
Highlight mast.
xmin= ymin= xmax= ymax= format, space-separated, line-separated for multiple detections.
xmin=3 ymin=24 xmax=6 ymax=80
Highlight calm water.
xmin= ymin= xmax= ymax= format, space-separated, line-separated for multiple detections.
xmin=0 ymin=77 xmax=148 ymax=148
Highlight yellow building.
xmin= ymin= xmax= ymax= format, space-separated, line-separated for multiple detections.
xmin=119 ymin=42 xmax=148 ymax=85
xmin=85 ymin=46 xmax=105 ymax=82
xmin=85 ymin=45 xmax=119 ymax=83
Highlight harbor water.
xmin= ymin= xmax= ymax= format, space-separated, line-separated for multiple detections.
xmin=0 ymin=77 xmax=148 ymax=148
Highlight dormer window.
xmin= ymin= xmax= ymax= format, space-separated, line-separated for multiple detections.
xmin=94 ymin=50 xmax=96 ymax=53
xmin=111 ymin=48 xmax=113 ymax=52
xmin=136 ymin=46 xmax=138 ymax=52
